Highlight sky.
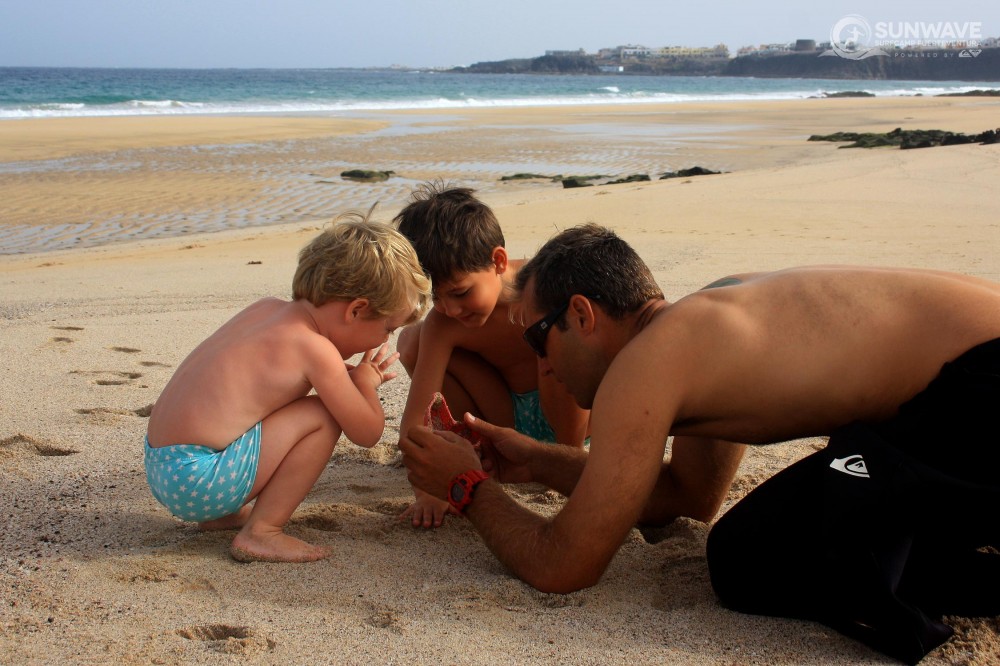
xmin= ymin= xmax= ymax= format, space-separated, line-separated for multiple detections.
xmin=1 ymin=0 xmax=998 ymax=69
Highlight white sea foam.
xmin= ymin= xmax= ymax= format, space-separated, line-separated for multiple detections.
xmin=1 ymin=86 xmax=997 ymax=120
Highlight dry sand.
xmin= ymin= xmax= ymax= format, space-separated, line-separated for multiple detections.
xmin=1 ymin=97 xmax=999 ymax=664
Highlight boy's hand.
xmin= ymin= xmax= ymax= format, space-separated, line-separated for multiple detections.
xmin=466 ymin=414 xmax=536 ymax=484
xmin=350 ymin=343 xmax=399 ymax=388
xmin=399 ymin=490 xmax=456 ymax=528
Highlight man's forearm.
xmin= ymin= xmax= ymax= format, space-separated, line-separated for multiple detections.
xmin=639 ymin=437 xmax=746 ymax=525
xmin=526 ymin=443 xmax=590 ymax=497
xmin=464 ymin=479 xmax=600 ymax=594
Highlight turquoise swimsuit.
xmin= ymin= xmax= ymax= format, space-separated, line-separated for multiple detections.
xmin=511 ymin=389 xmax=558 ymax=443
xmin=144 ymin=422 xmax=261 ymax=522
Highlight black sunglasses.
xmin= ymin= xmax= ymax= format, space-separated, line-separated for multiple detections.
xmin=522 ymin=301 xmax=570 ymax=358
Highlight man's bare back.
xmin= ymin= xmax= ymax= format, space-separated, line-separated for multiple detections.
xmin=626 ymin=266 xmax=1000 ymax=443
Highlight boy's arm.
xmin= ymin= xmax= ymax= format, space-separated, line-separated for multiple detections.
xmin=304 ymin=337 xmax=392 ymax=448
xmin=537 ymin=368 xmax=590 ymax=447
xmin=396 ymin=312 xmax=463 ymax=527
xmin=398 ymin=312 xmax=459 ymax=441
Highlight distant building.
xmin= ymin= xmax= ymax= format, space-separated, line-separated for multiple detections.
xmin=545 ymin=49 xmax=587 ymax=57
xmin=736 ymin=42 xmax=793 ymax=57
xmin=656 ymin=44 xmax=729 ymax=58
xmin=620 ymin=45 xmax=655 ymax=59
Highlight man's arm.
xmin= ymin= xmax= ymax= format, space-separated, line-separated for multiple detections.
xmin=639 ymin=436 xmax=746 ymax=525
xmin=403 ymin=375 xmax=675 ymax=593
xmin=474 ymin=418 xmax=744 ymax=523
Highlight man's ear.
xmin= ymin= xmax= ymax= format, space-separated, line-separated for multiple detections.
xmin=567 ymin=294 xmax=597 ymax=334
xmin=491 ymin=247 xmax=508 ymax=274
xmin=345 ymin=298 xmax=370 ymax=322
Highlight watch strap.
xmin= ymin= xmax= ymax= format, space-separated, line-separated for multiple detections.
xmin=447 ymin=469 xmax=489 ymax=513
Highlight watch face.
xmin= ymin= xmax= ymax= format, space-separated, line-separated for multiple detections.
xmin=449 ymin=482 xmax=466 ymax=504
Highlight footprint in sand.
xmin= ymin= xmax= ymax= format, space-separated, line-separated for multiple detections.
xmin=293 ymin=506 xmax=342 ymax=532
xmin=0 ymin=434 xmax=78 ymax=458
xmin=47 ymin=326 xmax=83 ymax=345
xmin=365 ymin=499 xmax=410 ymax=517
xmin=69 ymin=370 xmax=144 ymax=386
xmin=176 ymin=625 xmax=275 ymax=654
xmin=139 ymin=361 xmax=171 ymax=368
xmin=110 ymin=346 xmax=142 ymax=354
xmin=115 ymin=560 xmax=179 ymax=584
xmin=365 ymin=609 xmax=403 ymax=633
xmin=74 ymin=404 xmax=154 ymax=424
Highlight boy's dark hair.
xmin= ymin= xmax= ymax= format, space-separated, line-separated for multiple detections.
xmin=515 ymin=223 xmax=664 ymax=323
xmin=392 ymin=183 xmax=505 ymax=284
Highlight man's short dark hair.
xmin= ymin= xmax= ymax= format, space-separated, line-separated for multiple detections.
xmin=516 ymin=223 xmax=663 ymax=322
xmin=392 ymin=182 xmax=504 ymax=284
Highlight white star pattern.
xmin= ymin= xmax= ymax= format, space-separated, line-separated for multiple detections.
xmin=144 ymin=424 xmax=261 ymax=523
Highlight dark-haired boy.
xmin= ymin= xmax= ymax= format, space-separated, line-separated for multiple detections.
xmin=393 ymin=184 xmax=589 ymax=528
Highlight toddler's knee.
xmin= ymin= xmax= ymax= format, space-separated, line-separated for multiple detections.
xmin=301 ymin=396 xmax=342 ymax=442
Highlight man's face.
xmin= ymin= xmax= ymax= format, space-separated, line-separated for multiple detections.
xmin=522 ymin=283 xmax=601 ymax=409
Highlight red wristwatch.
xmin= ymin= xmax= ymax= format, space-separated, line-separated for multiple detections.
xmin=447 ymin=470 xmax=489 ymax=514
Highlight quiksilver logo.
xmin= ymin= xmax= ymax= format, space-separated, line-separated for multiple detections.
xmin=830 ymin=455 xmax=870 ymax=478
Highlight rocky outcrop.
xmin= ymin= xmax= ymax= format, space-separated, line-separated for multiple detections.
xmin=722 ymin=48 xmax=1000 ymax=81
xmin=808 ymin=127 xmax=1000 ymax=149
xmin=454 ymin=48 xmax=1000 ymax=81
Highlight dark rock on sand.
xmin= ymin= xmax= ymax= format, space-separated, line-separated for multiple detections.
xmin=660 ymin=166 xmax=723 ymax=180
xmin=340 ymin=169 xmax=395 ymax=182
xmin=809 ymin=127 xmax=1000 ymax=149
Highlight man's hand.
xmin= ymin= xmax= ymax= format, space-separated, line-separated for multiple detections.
xmin=399 ymin=426 xmax=482 ymax=499
xmin=464 ymin=414 xmax=537 ymax=484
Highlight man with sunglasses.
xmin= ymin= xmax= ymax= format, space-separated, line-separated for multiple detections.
xmin=400 ymin=223 xmax=1000 ymax=663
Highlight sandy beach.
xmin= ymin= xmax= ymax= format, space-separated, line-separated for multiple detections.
xmin=2 ymin=97 xmax=999 ymax=664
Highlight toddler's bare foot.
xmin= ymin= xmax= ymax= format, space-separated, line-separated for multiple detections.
xmin=199 ymin=505 xmax=251 ymax=531
xmin=230 ymin=528 xmax=331 ymax=563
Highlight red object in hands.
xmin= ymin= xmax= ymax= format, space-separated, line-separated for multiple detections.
xmin=424 ymin=392 xmax=487 ymax=447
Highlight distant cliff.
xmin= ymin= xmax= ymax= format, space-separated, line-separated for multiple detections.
xmin=723 ymin=48 xmax=1000 ymax=81
xmin=454 ymin=48 xmax=1000 ymax=81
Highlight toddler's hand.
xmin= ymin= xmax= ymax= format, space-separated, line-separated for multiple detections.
xmin=352 ymin=343 xmax=399 ymax=388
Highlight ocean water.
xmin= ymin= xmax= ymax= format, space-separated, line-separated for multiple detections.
xmin=2 ymin=67 xmax=1000 ymax=118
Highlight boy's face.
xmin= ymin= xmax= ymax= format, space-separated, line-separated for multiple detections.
xmin=433 ymin=268 xmax=504 ymax=327
xmin=341 ymin=306 xmax=415 ymax=357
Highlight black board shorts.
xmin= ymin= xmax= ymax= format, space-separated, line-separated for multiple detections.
xmin=706 ymin=337 xmax=1000 ymax=664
